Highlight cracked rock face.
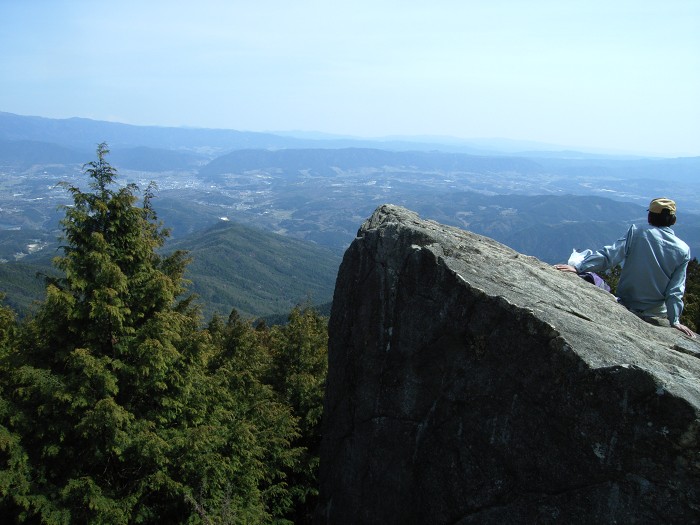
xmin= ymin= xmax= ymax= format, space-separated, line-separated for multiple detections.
xmin=316 ymin=204 xmax=700 ymax=524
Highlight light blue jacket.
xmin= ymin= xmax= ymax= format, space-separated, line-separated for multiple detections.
xmin=575 ymin=223 xmax=691 ymax=325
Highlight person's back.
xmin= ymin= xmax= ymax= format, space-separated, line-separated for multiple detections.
xmin=554 ymin=197 xmax=694 ymax=338
xmin=615 ymin=222 xmax=690 ymax=319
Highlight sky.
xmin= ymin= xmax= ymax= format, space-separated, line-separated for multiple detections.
xmin=1 ymin=0 xmax=699 ymax=157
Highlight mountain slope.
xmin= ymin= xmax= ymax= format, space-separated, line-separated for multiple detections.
xmin=0 ymin=258 xmax=58 ymax=315
xmin=166 ymin=219 xmax=341 ymax=319
xmin=0 ymin=220 xmax=341 ymax=320
xmin=108 ymin=146 xmax=207 ymax=171
xmin=0 ymin=140 xmax=205 ymax=172
xmin=0 ymin=111 xmax=305 ymax=152
xmin=0 ymin=139 xmax=87 ymax=167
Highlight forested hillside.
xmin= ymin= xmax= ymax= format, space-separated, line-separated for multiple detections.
xmin=0 ymin=145 xmax=327 ymax=523
xmin=0 ymin=219 xmax=340 ymax=321
xmin=169 ymin=220 xmax=340 ymax=319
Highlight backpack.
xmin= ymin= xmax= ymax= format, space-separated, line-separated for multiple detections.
xmin=578 ymin=271 xmax=611 ymax=292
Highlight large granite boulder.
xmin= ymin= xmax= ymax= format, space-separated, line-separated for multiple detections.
xmin=316 ymin=204 xmax=700 ymax=524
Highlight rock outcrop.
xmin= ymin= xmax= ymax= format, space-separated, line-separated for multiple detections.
xmin=316 ymin=205 xmax=700 ymax=524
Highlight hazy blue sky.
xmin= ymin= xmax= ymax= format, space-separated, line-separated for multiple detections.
xmin=2 ymin=1 xmax=699 ymax=156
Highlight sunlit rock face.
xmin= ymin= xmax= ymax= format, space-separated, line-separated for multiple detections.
xmin=316 ymin=204 xmax=700 ymax=525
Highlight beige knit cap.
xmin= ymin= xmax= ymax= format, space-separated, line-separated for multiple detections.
xmin=648 ymin=197 xmax=676 ymax=214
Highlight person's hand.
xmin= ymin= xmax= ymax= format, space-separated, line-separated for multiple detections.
xmin=672 ymin=323 xmax=696 ymax=338
xmin=554 ymin=264 xmax=578 ymax=273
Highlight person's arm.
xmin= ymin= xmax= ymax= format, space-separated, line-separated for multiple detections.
xmin=555 ymin=229 xmax=631 ymax=274
xmin=666 ymin=259 xmax=695 ymax=337
xmin=576 ymin=229 xmax=631 ymax=274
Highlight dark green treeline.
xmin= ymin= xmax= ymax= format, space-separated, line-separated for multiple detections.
xmin=0 ymin=144 xmax=326 ymax=524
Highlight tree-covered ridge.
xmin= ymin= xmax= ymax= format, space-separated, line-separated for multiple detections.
xmin=680 ymin=258 xmax=700 ymax=333
xmin=0 ymin=144 xmax=326 ymax=524
xmin=168 ymin=220 xmax=339 ymax=320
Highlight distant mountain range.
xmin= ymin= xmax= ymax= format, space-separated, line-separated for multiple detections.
xmin=0 ymin=111 xmax=300 ymax=154
xmin=4 ymin=111 xmax=682 ymax=158
xmin=2 ymin=111 xmax=700 ymax=320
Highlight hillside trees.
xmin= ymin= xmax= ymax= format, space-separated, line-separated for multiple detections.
xmin=0 ymin=144 xmax=313 ymax=523
xmin=266 ymin=306 xmax=328 ymax=524
xmin=0 ymin=294 xmax=14 ymax=352
xmin=204 ymin=306 xmax=329 ymax=525
xmin=680 ymin=258 xmax=700 ymax=332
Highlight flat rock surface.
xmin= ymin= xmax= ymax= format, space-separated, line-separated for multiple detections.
xmin=316 ymin=204 xmax=700 ymax=524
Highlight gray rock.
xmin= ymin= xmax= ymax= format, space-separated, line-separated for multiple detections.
xmin=316 ymin=204 xmax=700 ymax=524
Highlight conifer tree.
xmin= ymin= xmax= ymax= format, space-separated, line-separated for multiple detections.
xmin=205 ymin=309 xmax=302 ymax=523
xmin=0 ymin=296 xmax=28 ymax=520
xmin=266 ymin=306 xmax=329 ymax=524
xmin=680 ymin=258 xmax=700 ymax=332
xmin=0 ymin=144 xmax=299 ymax=523
xmin=0 ymin=294 xmax=15 ymax=362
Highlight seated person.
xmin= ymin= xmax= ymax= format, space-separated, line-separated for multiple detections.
xmin=554 ymin=197 xmax=695 ymax=338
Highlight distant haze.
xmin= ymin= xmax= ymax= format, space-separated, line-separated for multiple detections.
xmin=1 ymin=0 xmax=699 ymax=157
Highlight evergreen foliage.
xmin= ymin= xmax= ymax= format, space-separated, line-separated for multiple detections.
xmin=681 ymin=258 xmax=700 ymax=332
xmin=0 ymin=144 xmax=327 ymax=523
xmin=0 ymin=261 xmax=58 ymax=317
xmin=603 ymin=265 xmax=622 ymax=295
xmin=0 ymin=294 xmax=15 ymax=351
xmin=266 ymin=307 xmax=328 ymax=524
xmin=167 ymin=220 xmax=339 ymax=320
xmin=205 ymin=306 xmax=328 ymax=525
